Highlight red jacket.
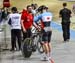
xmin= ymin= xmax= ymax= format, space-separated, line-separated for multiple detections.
xmin=21 ymin=10 xmax=33 ymax=29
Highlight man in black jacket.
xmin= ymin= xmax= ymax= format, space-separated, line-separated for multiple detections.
xmin=59 ymin=3 xmax=72 ymax=42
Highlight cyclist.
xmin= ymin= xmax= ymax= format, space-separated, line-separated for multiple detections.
xmin=34 ymin=5 xmax=53 ymax=62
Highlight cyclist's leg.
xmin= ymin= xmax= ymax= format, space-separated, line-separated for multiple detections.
xmin=41 ymin=31 xmax=53 ymax=61
xmin=48 ymin=31 xmax=52 ymax=56
xmin=48 ymin=31 xmax=54 ymax=63
xmin=41 ymin=31 xmax=49 ymax=60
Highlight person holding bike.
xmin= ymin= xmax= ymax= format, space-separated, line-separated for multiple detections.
xmin=34 ymin=5 xmax=54 ymax=62
xmin=21 ymin=5 xmax=38 ymax=58
xmin=21 ymin=5 xmax=33 ymax=41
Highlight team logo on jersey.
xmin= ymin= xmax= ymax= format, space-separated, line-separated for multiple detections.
xmin=42 ymin=16 xmax=52 ymax=22
xmin=47 ymin=17 xmax=50 ymax=20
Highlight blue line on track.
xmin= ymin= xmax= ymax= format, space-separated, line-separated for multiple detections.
xmin=51 ymin=22 xmax=75 ymax=39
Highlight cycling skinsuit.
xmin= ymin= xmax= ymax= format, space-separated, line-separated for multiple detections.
xmin=34 ymin=12 xmax=53 ymax=42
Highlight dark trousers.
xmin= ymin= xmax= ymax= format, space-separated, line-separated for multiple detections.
xmin=62 ymin=23 xmax=70 ymax=41
xmin=11 ymin=29 xmax=21 ymax=50
xmin=22 ymin=29 xmax=31 ymax=41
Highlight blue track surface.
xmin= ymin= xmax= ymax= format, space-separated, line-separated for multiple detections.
xmin=51 ymin=22 xmax=75 ymax=39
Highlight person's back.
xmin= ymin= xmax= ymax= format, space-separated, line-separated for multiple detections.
xmin=60 ymin=8 xmax=71 ymax=22
xmin=8 ymin=7 xmax=21 ymax=51
xmin=9 ymin=13 xmax=21 ymax=29
xmin=59 ymin=3 xmax=71 ymax=24
xmin=34 ymin=11 xmax=52 ymax=30
xmin=41 ymin=12 xmax=52 ymax=22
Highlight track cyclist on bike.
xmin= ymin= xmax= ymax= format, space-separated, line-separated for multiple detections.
xmin=34 ymin=5 xmax=54 ymax=63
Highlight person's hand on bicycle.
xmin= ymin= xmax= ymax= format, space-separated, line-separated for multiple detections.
xmin=33 ymin=22 xmax=42 ymax=32
xmin=36 ymin=25 xmax=41 ymax=32
xmin=23 ymin=28 xmax=27 ymax=33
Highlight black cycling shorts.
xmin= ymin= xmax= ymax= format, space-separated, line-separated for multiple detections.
xmin=42 ymin=31 xmax=52 ymax=43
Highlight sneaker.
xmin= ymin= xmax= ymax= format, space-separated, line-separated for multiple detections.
xmin=41 ymin=56 xmax=48 ymax=61
xmin=41 ymin=53 xmax=48 ymax=61
xmin=48 ymin=57 xmax=51 ymax=60
xmin=48 ymin=58 xmax=54 ymax=63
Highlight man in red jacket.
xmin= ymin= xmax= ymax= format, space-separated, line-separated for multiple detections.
xmin=21 ymin=5 xmax=33 ymax=41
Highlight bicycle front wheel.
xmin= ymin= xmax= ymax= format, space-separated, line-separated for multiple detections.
xmin=21 ymin=38 xmax=32 ymax=58
xmin=37 ymin=41 xmax=44 ymax=53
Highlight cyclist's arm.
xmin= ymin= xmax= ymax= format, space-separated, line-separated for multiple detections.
xmin=33 ymin=14 xmax=42 ymax=29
